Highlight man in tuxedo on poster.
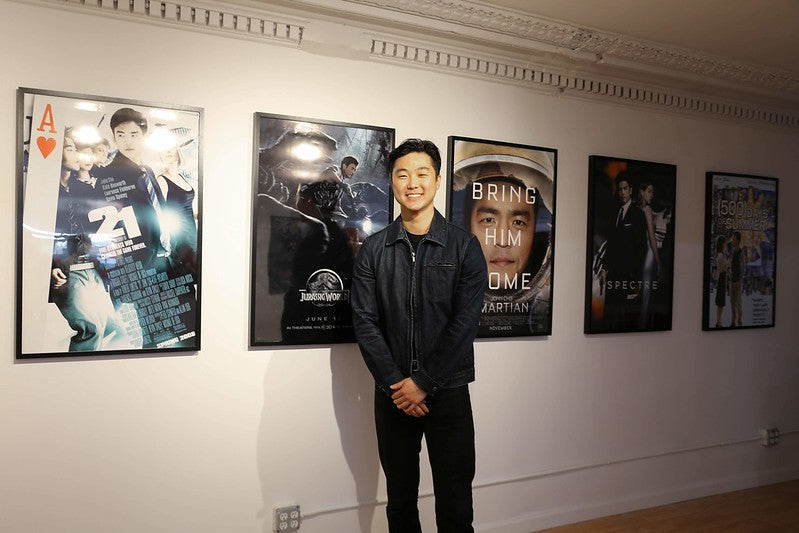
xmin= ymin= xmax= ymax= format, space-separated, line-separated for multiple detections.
xmin=600 ymin=171 xmax=647 ymax=330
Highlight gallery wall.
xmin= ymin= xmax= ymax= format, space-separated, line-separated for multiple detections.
xmin=1 ymin=2 xmax=797 ymax=532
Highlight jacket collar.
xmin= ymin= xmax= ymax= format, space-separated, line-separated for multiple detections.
xmin=386 ymin=209 xmax=448 ymax=247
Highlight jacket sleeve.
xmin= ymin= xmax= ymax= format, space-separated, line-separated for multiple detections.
xmin=412 ymin=235 xmax=487 ymax=394
xmin=351 ymin=242 xmax=405 ymax=396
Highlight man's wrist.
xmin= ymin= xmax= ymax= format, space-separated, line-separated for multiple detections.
xmin=411 ymin=370 xmax=440 ymax=396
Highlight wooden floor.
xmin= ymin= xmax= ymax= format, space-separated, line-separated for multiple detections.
xmin=539 ymin=480 xmax=799 ymax=532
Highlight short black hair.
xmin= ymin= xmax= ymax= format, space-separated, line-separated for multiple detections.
xmin=341 ymin=156 xmax=358 ymax=167
xmin=110 ymin=107 xmax=148 ymax=134
xmin=388 ymin=138 xmax=441 ymax=176
xmin=616 ymin=170 xmax=633 ymax=188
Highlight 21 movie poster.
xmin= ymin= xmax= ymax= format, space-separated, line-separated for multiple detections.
xmin=702 ymin=172 xmax=778 ymax=330
xmin=447 ymin=136 xmax=557 ymax=338
xmin=250 ymin=113 xmax=394 ymax=345
xmin=16 ymin=88 xmax=202 ymax=358
xmin=585 ymin=156 xmax=675 ymax=334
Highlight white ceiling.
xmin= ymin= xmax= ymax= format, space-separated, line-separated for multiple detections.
xmin=485 ymin=0 xmax=799 ymax=74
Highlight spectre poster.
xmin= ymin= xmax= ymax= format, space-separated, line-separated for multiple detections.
xmin=585 ymin=156 xmax=675 ymax=334
xmin=250 ymin=113 xmax=394 ymax=345
xmin=16 ymin=89 xmax=202 ymax=358
xmin=447 ymin=136 xmax=556 ymax=337
xmin=702 ymin=172 xmax=778 ymax=330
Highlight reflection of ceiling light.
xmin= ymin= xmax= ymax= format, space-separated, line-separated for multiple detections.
xmin=291 ymin=169 xmax=316 ymax=181
xmin=292 ymin=142 xmax=322 ymax=161
xmin=293 ymin=122 xmax=315 ymax=134
xmin=73 ymin=125 xmax=103 ymax=144
xmin=150 ymin=109 xmax=177 ymax=121
xmin=158 ymin=209 xmax=183 ymax=236
xmin=74 ymin=101 xmax=101 ymax=112
xmin=77 ymin=151 xmax=94 ymax=165
xmin=145 ymin=127 xmax=178 ymax=151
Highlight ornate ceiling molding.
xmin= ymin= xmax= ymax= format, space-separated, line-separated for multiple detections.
xmin=350 ymin=0 xmax=799 ymax=93
xmin=26 ymin=0 xmax=304 ymax=46
xmin=369 ymin=36 xmax=799 ymax=129
xmin=17 ymin=0 xmax=799 ymax=129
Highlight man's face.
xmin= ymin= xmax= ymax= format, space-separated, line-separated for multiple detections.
xmin=391 ymin=152 xmax=440 ymax=217
xmin=113 ymin=121 xmax=144 ymax=162
xmin=342 ymin=162 xmax=357 ymax=179
xmin=617 ymin=179 xmax=631 ymax=204
xmin=470 ymin=180 xmax=535 ymax=287
xmin=62 ymin=137 xmax=81 ymax=171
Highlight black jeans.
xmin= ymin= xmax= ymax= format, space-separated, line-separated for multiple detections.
xmin=374 ymin=385 xmax=475 ymax=533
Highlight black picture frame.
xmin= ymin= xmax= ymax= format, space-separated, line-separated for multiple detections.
xmin=250 ymin=113 xmax=394 ymax=346
xmin=446 ymin=135 xmax=557 ymax=338
xmin=702 ymin=172 xmax=778 ymax=330
xmin=584 ymin=155 xmax=676 ymax=334
xmin=16 ymin=88 xmax=203 ymax=358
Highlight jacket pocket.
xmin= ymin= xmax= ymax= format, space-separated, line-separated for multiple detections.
xmin=423 ymin=262 xmax=457 ymax=302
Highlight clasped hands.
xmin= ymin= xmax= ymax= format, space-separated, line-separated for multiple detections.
xmin=390 ymin=377 xmax=428 ymax=417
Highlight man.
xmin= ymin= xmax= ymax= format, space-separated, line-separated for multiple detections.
xmin=98 ymin=107 xmax=196 ymax=348
xmin=600 ymin=171 xmax=647 ymax=330
xmin=469 ymin=177 xmax=535 ymax=289
xmin=340 ymin=155 xmax=358 ymax=179
xmin=352 ymin=139 xmax=486 ymax=532
xmin=729 ymin=230 xmax=744 ymax=327
xmin=101 ymin=107 xmax=170 ymax=264
xmin=50 ymin=129 xmax=130 ymax=351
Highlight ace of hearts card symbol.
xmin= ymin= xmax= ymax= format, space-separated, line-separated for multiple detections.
xmin=36 ymin=136 xmax=57 ymax=158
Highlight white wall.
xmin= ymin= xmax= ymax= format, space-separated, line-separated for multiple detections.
xmin=1 ymin=2 xmax=797 ymax=532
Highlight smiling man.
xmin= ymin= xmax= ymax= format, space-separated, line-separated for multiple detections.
xmin=352 ymin=138 xmax=486 ymax=532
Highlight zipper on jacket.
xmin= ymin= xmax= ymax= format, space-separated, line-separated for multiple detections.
xmin=409 ymin=237 xmax=421 ymax=374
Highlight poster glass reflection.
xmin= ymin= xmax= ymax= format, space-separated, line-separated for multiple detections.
xmin=16 ymin=88 xmax=202 ymax=358
xmin=251 ymin=113 xmax=394 ymax=345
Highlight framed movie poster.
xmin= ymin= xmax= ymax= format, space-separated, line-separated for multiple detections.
xmin=16 ymin=88 xmax=203 ymax=358
xmin=250 ymin=113 xmax=394 ymax=345
xmin=447 ymin=136 xmax=556 ymax=337
xmin=585 ymin=156 xmax=675 ymax=334
xmin=702 ymin=172 xmax=777 ymax=330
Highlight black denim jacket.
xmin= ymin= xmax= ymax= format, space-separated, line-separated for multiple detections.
xmin=352 ymin=210 xmax=487 ymax=396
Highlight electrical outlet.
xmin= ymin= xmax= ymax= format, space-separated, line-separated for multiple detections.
xmin=274 ymin=505 xmax=301 ymax=532
xmin=760 ymin=427 xmax=781 ymax=446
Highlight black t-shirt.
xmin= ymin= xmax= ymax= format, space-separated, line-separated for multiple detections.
xmin=407 ymin=232 xmax=426 ymax=254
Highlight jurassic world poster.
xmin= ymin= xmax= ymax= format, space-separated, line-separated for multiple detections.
xmin=250 ymin=113 xmax=394 ymax=345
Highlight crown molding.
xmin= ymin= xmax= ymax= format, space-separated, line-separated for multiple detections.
xmin=368 ymin=35 xmax=799 ymax=129
xmin=349 ymin=0 xmax=799 ymax=94
xmin=14 ymin=0 xmax=799 ymax=129
xmin=15 ymin=0 xmax=305 ymax=46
